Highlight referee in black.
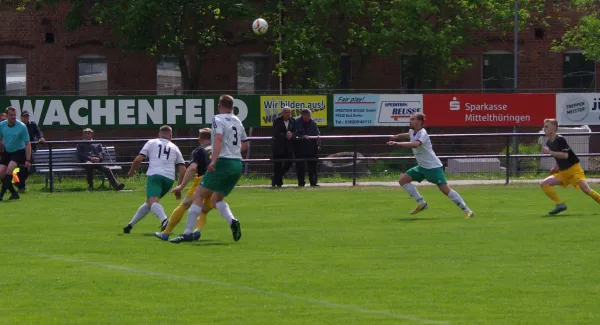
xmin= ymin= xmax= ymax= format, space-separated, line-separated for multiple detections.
xmin=16 ymin=110 xmax=45 ymax=192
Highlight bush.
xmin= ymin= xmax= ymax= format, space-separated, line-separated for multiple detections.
xmin=498 ymin=143 xmax=541 ymax=175
xmin=368 ymin=150 xmax=415 ymax=173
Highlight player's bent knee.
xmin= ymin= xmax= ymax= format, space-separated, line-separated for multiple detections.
xmin=146 ymin=197 xmax=159 ymax=206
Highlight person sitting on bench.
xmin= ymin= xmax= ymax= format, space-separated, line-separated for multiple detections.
xmin=76 ymin=128 xmax=124 ymax=191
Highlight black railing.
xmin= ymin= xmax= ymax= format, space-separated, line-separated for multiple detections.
xmin=32 ymin=132 xmax=600 ymax=192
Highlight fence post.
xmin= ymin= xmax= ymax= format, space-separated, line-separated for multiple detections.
xmin=48 ymin=143 xmax=54 ymax=193
xmin=505 ymin=135 xmax=510 ymax=185
xmin=352 ymin=138 xmax=357 ymax=187
xmin=512 ymin=126 xmax=519 ymax=176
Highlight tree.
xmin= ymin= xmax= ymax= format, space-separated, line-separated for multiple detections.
xmin=552 ymin=0 xmax=600 ymax=61
xmin=259 ymin=0 xmax=381 ymax=90
xmin=372 ymin=0 xmax=545 ymax=90
xmin=17 ymin=0 xmax=254 ymax=91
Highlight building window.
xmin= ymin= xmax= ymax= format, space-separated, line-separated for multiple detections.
xmin=0 ymin=56 xmax=26 ymax=96
xmin=77 ymin=55 xmax=107 ymax=95
xmin=237 ymin=55 xmax=269 ymax=94
xmin=483 ymin=51 xmax=514 ymax=92
xmin=340 ymin=54 xmax=351 ymax=89
xmin=563 ymin=52 xmax=595 ymax=92
xmin=157 ymin=57 xmax=181 ymax=95
xmin=401 ymin=55 xmax=435 ymax=93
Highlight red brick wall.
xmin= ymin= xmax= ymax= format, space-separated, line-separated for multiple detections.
xmin=0 ymin=4 xmax=597 ymax=94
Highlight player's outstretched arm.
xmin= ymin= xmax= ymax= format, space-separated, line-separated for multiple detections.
xmin=127 ymin=154 xmax=145 ymax=177
xmin=542 ymin=146 xmax=568 ymax=159
xmin=391 ymin=133 xmax=410 ymax=141
xmin=174 ymin=163 xmax=197 ymax=192
xmin=386 ymin=140 xmax=421 ymax=149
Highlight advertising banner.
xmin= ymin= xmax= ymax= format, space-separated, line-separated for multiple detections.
xmin=259 ymin=95 xmax=328 ymax=126
xmin=556 ymin=93 xmax=600 ymax=125
xmin=0 ymin=96 xmax=261 ymax=129
xmin=423 ymin=94 xmax=555 ymax=127
xmin=333 ymin=94 xmax=423 ymax=126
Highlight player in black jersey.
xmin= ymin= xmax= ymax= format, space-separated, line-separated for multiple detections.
xmin=540 ymin=119 xmax=600 ymax=214
xmin=155 ymin=128 xmax=214 ymax=241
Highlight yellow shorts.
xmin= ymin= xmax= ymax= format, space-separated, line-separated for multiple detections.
xmin=555 ymin=163 xmax=586 ymax=189
xmin=187 ymin=176 xmax=214 ymax=210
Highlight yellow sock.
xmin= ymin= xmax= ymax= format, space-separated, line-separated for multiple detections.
xmin=195 ymin=212 xmax=207 ymax=231
xmin=588 ymin=190 xmax=600 ymax=204
xmin=163 ymin=205 xmax=188 ymax=235
xmin=542 ymin=185 xmax=563 ymax=205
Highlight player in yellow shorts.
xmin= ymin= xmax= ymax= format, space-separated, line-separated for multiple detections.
xmin=540 ymin=118 xmax=600 ymax=214
xmin=155 ymin=128 xmax=214 ymax=241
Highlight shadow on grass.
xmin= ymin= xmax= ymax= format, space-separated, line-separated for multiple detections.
xmin=396 ymin=217 xmax=440 ymax=222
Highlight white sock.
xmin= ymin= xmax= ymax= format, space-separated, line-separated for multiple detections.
xmin=215 ymin=201 xmax=235 ymax=225
xmin=129 ymin=203 xmax=150 ymax=226
xmin=150 ymin=203 xmax=168 ymax=222
xmin=184 ymin=204 xmax=203 ymax=235
xmin=402 ymin=183 xmax=426 ymax=205
xmin=448 ymin=190 xmax=470 ymax=212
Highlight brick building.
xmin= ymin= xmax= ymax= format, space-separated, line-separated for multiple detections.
xmin=0 ymin=2 xmax=597 ymax=97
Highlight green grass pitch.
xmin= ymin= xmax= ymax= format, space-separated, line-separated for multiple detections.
xmin=1 ymin=184 xmax=599 ymax=325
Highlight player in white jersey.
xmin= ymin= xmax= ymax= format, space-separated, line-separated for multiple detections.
xmin=387 ymin=113 xmax=474 ymax=218
xmin=123 ymin=125 xmax=186 ymax=234
xmin=171 ymin=94 xmax=248 ymax=243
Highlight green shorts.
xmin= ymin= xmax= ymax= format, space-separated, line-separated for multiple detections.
xmin=405 ymin=166 xmax=447 ymax=185
xmin=146 ymin=174 xmax=175 ymax=199
xmin=200 ymin=158 xmax=242 ymax=196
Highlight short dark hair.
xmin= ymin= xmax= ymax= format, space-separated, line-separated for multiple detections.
xmin=301 ymin=109 xmax=311 ymax=115
xmin=219 ymin=95 xmax=234 ymax=109
xmin=412 ymin=112 xmax=426 ymax=125
xmin=5 ymin=106 xmax=16 ymax=114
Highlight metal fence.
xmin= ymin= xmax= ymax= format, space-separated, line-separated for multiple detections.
xmin=31 ymin=131 xmax=600 ymax=192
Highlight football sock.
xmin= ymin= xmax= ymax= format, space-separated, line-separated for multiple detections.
xmin=163 ymin=204 xmax=188 ymax=235
xmin=184 ymin=204 xmax=203 ymax=235
xmin=129 ymin=203 xmax=150 ymax=226
xmin=542 ymin=185 xmax=563 ymax=205
xmin=2 ymin=175 xmax=16 ymax=195
xmin=215 ymin=201 xmax=235 ymax=225
xmin=150 ymin=203 xmax=168 ymax=223
xmin=402 ymin=183 xmax=425 ymax=205
xmin=195 ymin=211 xmax=208 ymax=231
xmin=448 ymin=190 xmax=471 ymax=212
xmin=587 ymin=190 xmax=600 ymax=204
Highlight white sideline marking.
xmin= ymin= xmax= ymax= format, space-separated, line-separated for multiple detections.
xmin=7 ymin=250 xmax=451 ymax=325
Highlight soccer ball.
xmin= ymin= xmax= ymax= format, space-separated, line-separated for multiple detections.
xmin=252 ymin=18 xmax=268 ymax=35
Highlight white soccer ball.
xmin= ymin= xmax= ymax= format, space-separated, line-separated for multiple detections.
xmin=252 ymin=18 xmax=268 ymax=35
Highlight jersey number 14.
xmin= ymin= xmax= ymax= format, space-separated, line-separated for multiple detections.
xmin=157 ymin=144 xmax=171 ymax=160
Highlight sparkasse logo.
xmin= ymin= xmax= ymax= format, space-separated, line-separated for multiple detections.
xmin=449 ymin=97 xmax=460 ymax=111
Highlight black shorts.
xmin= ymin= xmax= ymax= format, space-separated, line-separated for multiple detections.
xmin=0 ymin=149 xmax=26 ymax=166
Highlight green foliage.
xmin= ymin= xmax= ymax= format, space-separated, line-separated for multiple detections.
xmin=367 ymin=150 xmax=414 ymax=174
xmin=373 ymin=0 xmax=544 ymax=88
xmin=498 ymin=143 xmax=541 ymax=174
xmin=17 ymin=0 xmax=254 ymax=90
xmin=552 ymin=0 xmax=600 ymax=61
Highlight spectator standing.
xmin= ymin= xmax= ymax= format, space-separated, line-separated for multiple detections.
xmin=293 ymin=109 xmax=321 ymax=187
xmin=271 ymin=106 xmax=295 ymax=187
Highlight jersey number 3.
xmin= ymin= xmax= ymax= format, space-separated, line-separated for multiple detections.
xmin=232 ymin=126 xmax=238 ymax=146
xmin=157 ymin=144 xmax=171 ymax=160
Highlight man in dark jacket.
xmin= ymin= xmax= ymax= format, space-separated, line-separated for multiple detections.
xmin=76 ymin=128 xmax=124 ymax=191
xmin=271 ymin=106 xmax=295 ymax=187
xmin=294 ymin=109 xmax=321 ymax=187
xmin=15 ymin=110 xmax=45 ymax=192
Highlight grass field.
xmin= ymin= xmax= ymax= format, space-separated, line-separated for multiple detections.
xmin=2 ymin=183 xmax=600 ymax=325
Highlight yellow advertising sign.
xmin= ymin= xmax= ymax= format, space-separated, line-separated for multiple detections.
xmin=260 ymin=95 xmax=328 ymax=126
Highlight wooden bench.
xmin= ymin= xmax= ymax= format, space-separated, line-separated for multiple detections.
xmin=33 ymin=146 xmax=122 ymax=188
